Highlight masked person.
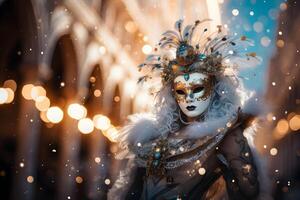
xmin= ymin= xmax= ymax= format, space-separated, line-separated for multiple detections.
xmin=108 ymin=20 xmax=269 ymax=200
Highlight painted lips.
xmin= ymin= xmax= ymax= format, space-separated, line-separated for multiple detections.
xmin=186 ymin=105 xmax=196 ymax=111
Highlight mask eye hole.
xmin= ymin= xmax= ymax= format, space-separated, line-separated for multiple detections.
xmin=193 ymin=86 xmax=204 ymax=93
xmin=175 ymin=90 xmax=185 ymax=95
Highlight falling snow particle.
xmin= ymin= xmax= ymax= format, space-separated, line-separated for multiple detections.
xmin=95 ymin=157 xmax=101 ymax=164
xmin=198 ymin=168 xmax=206 ymax=175
xmin=270 ymin=148 xmax=278 ymax=156
xmin=250 ymin=11 xmax=254 ymax=16
xmin=105 ymin=179 xmax=111 ymax=185
xmin=272 ymin=82 xmax=276 ymax=86
xmin=232 ymin=9 xmax=239 ymax=16
xmin=27 ymin=176 xmax=34 ymax=183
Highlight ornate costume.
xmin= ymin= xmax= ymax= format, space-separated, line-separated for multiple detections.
xmin=108 ymin=20 xmax=270 ymax=200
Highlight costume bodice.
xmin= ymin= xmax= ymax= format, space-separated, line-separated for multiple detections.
xmin=125 ymin=121 xmax=260 ymax=200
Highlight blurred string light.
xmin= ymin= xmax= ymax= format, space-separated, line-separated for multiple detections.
xmin=93 ymin=114 xmax=111 ymax=131
xmin=78 ymin=118 xmax=94 ymax=134
xmin=1 ymin=79 xmax=121 ymax=140
xmin=67 ymin=103 xmax=87 ymax=120
xmin=3 ymin=79 xmax=17 ymax=92
xmin=273 ymin=113 xmax=300 ymax=140
xmin=103 ymin=126 xmax=118 ymax=142
xmin=289 ymin=115 xmax=300 ymax=131
xmin=46 ymin=106 xmax=64 ymax=123
xmin=21 ymin=84 xmax=34 ymax=100
xmin=35 ymin=96 xmax=50 ymax=111
xmin=31 ymin=86 xmax=46 ymax=100
xmin=5 ymin=88 xmax=15 ymax=103
xmin=40 ymin=111 xmax=50 ymax=123
xmin=0 ymin=88 xmax=9 ymax=104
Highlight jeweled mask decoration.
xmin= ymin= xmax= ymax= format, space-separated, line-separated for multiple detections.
xmin=173 ymin=73 xmax=213 ymax=117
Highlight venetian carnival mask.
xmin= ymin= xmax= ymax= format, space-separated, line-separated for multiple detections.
xmin=137 ymin=19 xmax=260 ymax=117
xmin=173 ymin=72 xmax=213 ymax=118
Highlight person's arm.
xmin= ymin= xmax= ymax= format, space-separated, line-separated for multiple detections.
xmin=218 ymin=126 xmax=259 ymax=199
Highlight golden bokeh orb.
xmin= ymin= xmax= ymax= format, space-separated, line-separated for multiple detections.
xmin=289 ymin=115 xmax=300 ymax=131
xmin=0 ymin=88 xmax=9 ymax=104
xmin=78 ymin=118 xmax=94 ymax=134
xmin=93 ymin=115 xmax=111 ymax=131
xmin=31 ymin=86 xmax=46 ymax=100
xmin=22 ymin=84 xmax=34 ymax=100
xmin=35 ymin=96 xmax=50 ymax=111
xmin=67 ymin=103 xmax=87 ymax=120
xmin=46 ymin=106 xmax=64 ymax=124
xmin=3 ymin=79 xmax=17 ymax=92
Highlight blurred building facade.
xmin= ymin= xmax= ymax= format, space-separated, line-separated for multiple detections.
xmin=263 ymin=0 xmax=300 ymax=199
xmin=0 ymin=0 xmax=222 ymax=199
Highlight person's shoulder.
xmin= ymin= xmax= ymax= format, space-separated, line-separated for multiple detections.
xmin=219 ymin=111 xmax=256 ymax=152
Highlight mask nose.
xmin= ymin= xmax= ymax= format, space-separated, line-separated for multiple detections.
xmin=186 ymin=92 xmax=194 ymax=103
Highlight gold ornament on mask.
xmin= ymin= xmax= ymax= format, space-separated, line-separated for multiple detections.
xmin=173 ymin=76 xmax=214 ymax=103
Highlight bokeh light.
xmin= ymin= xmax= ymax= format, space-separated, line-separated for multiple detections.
xmin=103 ymin=126 xmax=118 ymax=142
xmin=67 ymin=103 xmax=87 ymax=120
xmin=31 ymin=86 xmax=46 ymax=100
xmin=93 ymin=114 xmax=111 ymax=131
xmin=142 ymin=44 xmax=152 ymax=54
xmin=0 ymin=88 xmax=9 ymax=104
xmin=3 ymin=79 xmax=17 ymax=92
xmin=270 ymin=148 xmax=278 ymax=156
xmin=40 ymin=111 xmax=50 ymax=123
xmin=289 ymin=115 xmax=300 ymax=131
xmin=46 ymin=106 xmax=64 ymax=124
xmin=21 ymin=84 xmax=34 ymax=100
xmin=276 ymin=119 xmax=289 ymax=134
xmin=35 ymin=96 xmax=50 ymax=111
xmin=5 ymin=88 xmax=14 ymax=103
xmin=198 ymin=167 xmax=206 ymax=175
xmin=78 ymin=118 xmax=94 ymax=134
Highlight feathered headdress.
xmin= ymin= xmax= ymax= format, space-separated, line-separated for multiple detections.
xmin=138 ymin=19 xmax=261 ymax=86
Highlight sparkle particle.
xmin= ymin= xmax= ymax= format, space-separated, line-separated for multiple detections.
xmin=232 ymin=9 xmax=239 ymax=16
xmin=27 ymin=176 xmax=34 ymax=183
xmin=198 ymin=167 xmax=206 ymax=175
xmin=270 ymin=148 xmax=278 ymax=156
xmin=95 ymin=157 xmax=101 ymax=164
xmin=104 ymin=179 xmax=111 ymax=185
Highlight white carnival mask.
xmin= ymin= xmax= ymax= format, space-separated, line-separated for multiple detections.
xmin=173 ymin=72 xmax=213 ymax=118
